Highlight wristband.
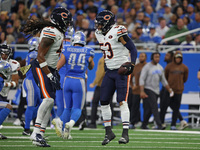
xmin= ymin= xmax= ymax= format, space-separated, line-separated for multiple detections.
xmin=11 ymin=81 xmax=16 ymax=88
xmin=39 ymin=61 xmax=48 ymax=68
xmin=47 ymin=73 xmax=53 ymax=78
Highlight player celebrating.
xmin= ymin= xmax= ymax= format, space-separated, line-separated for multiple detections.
xmin=21 ymin=7 xmax=73 ymax=147
xmin=94 ymin=10 xmax=137 ymax=145
xmin=53 ymin=31 xmax=94 ymax=139
xmin=0 ymin=60 xmax=13 ymax=139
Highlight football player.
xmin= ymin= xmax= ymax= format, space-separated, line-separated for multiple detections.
xmin=53 ymin=31 xmax=94 ymax=139
xmin=22 ymin=37 xmax=42 ymax=136
xmin=0 ymin=60 xmax=12 ymax=139
xmin=55 ymin=27 xmax=74 ymax=117
xmin=94 ymin=10 xmax=137 ymax=145
xmin=21 ymin=7 xmax=73 ymax=147
xmin=0 ymin=44 xmax=20 ymax=102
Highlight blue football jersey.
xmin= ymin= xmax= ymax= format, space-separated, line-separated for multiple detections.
xmin=62 ymin=46 xmax=94 ymax=79
xmin=59 ymin=41 xmax=71 ymax=76
xmin=26 ymin=51 xmax=38 ymax=76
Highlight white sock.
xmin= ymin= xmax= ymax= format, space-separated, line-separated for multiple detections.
xmin=33 ymin=98 xmax=54 ymax=134
xmin=120 ymin=101 xmax=130 ymax=129
xmin=101 ymin=104 xmax=112 ymax=127
xmin=68 ymin=120 xmax=75 ymax=128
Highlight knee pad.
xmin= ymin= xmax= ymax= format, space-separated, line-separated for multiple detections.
xmin=43 ymin=98 xmax=54 ymax=107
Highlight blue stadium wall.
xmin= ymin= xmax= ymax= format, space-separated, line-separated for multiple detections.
xmin=14 ymin=51 xmax=200 ymax=93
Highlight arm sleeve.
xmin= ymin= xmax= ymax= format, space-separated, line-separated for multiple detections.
xmin=123 ymin=34 xmax=138 ymax=64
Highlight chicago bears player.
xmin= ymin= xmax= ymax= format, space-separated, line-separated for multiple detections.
xmin=53 ymin=31 xmax=94 ymax=139
xmin=22 ymin=37 xmax=42 ymax=136
xmin=21 ymin=7 xmax=73 ymax=147
xmin=0 ymin=44 xmax=20 ymax=102
xmin=0 ymin=60 xmax=13 ymax=139
xmin=54 ymin=27 xmax=74 ymax=117
xmin=95 ymin=10 xmax=137 ymax=145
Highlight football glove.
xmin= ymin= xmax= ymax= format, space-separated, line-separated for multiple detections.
xmin=122 ymin=62 xmax=134 ymax=75
xmin=47 ymin=73 xmax=61 ymax=90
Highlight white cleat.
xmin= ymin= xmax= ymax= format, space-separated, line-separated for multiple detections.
xmin=52 ymin=118 xmax=63 ymax=137
xmin=63 ymin=122 xmax=72 ymax=139
xmin=179 ymin=120 xmax=189 ymax=130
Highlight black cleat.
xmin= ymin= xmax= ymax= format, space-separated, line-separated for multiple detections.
xmin=118 ymin=135 xmax=129 ymax=144
xmin=102 ymin=132 xmax=116 ymax=145
xmin=22 ymin=129 xmax=32 ymax=136
xmin=0 ymin=133 xmax=7 ymax=139
xmin=32 ymin=133 xmax=50 ymax=147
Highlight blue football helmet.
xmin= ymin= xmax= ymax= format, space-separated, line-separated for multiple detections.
xmin=95 ymin=10 xmax=115 ymax=34
xmin=50 ymin=7 xmax=73 ymax=33
xmin=0 ymin=60 xmax=12 ymax=79
xmin=65 ymin=27 xmax=74 ymax=39
xmin=71 ymin=31 xmax=86 ymax=46
xmin=28 ymin=37 xmax=39 ymax=52
xmin=0 ymin=44 xmax=13 ymax=61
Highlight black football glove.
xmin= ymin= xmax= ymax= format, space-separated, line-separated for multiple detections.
xmin=122 ymin=63 xmax=134 ymax=75
xmin=48 ymin=73 xmax=61 ymax=90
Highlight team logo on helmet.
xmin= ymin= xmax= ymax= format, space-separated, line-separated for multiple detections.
xmin=104 ymin=15 xmax=111 ymax=20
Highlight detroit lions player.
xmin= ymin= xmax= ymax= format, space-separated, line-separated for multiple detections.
xmin=0 ymin=44 xmax=20 ymax=102
xmin=22 ymin=37 xmax=42 ymax=136
xmin=95 ymin=10 xmax=137 ymax=145
xmin=55 ymin=27 xmax=74 ymax=117
xmin=0 ymin=60 xmax=13 ymax=139
xmin=53 ymin=31 xmax=94 ymax=139
xmin=21 ymin=7 xmax=73 ymax=147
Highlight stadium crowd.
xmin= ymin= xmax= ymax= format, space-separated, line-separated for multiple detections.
xmin=0 ymin=0 xmax=200 ymax=48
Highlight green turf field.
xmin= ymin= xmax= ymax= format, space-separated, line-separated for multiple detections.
xmin=0 ymin=124 xmax=200 ymax=150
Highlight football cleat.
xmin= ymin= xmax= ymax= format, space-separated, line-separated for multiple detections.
xmin=22 ymin=129 xmax=32 ymax=136
xmin=32 ymin=133 xmax=50 ymax=147
xmin=118 ymin=135 xmax=129 ymax=144
xmin=102 ymin=131 xmax=116 ymax=145
xmin=63 ymin=122 xmax=72 ymax=139
xmin=179 ymin=120 xmax=189 ymax=130
xmin=0 ymin=133 xmax=7 ymax=139
xmin=52 ymin=118 xmax=63 ymax=137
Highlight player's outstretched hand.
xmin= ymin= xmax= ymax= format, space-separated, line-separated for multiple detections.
xmin=47 ymin=73 xmax=61 ymax=90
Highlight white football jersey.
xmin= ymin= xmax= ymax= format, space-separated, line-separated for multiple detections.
xmin=95 ymin=24 xmax=129 ymax=70
xmin=0 ymin=59 xmax=20 ymax=97
xmin=40 ymin=27 xmax=64 ymax=69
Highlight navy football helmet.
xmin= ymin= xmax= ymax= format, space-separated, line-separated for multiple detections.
xmin=50 ymin=7 xmax=73 ymax=33
xmin=71 ymin=31 xmax=86 ymax=46
xmin=0 ymin=44 xmax=13 ymax=61
xmin=95 ymin=10 xmax=115 ymax=34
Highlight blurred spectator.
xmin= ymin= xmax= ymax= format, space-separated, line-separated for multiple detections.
xmin=135 ymin=26 xmax=144 ymax=38
xmin=195 ymin=34 xmax=200 ymax=51
xmin=171 ymin=0 xmax=179 ymax=13
xmin=136 ymin=11 xmax=144 ymax=23
xmin=168 ymin=14 xmax=177 ymax=27
xmin=16 ymin=34 xmax=27 ymax=50
xmin=87 ymin=7 xmax=97 ymax=30
xmin=29 ymin=13 xmax=38 ymax=20
xmin=156 ymin=0 xmax=169 ymax=14
xmin=85 ymin=0 xmax=98 ymax=14
xmin=13 ymin=19 xmax=21 ymax=39
xmin=76 ymin=1 xmax=84 ymax=11
xmin=5 ymin=25 xmax=15 ymax=44
xmin=0 ymin=32 xmax=6 ymax=44
xmin=0 ymin=11 xmax=9 ymax=31
xmin=181 ymin=0 xmax=189 ymax=13
xmin=111 ymin=5 xmax=121 ymax=20
xmin=134 ymin=1 xmax=142 ymax=13
xmin=126 ymin=16 xmax=135 ymax=32
xmin=118 ymin=0 xmax=131 ymax=19
xmin=80 ymin=19 xmax=94 ymax=44
xmin=156 ymin=18 xmax=169 ymax=38
xmin=187 ymin=12 xmax=200 ymax=35
xmin=142 ymin=0 xmax=151 ymax=12
xmin=17 ymin=1 xmax=30 ymax=22
xmin=130 ymin=30 xmax=143 ymax=44
xmin=165 ymin=51 xmax=189 ymax=130
xmin=195 ymin=0 xmax=200 ymax=13
xmin=165 ymin=18 xmax=188 ymax=45
xmin=185 ymin=4 xmax=195 ymax=22
xmin=163 ymin=4 xmax=173 ymax=24
xmin=129 ymin=52 xmax=147 ymax=129
xmin=180 ymin=34 xmax=196 ymax=51
xmin=129 ymin=8 xmax=136 ymax=21
xmin=105 ymin=0 xmax=116 ymax=11
xmin=43 ymin=0 xmax=59 ymax=18
xmin=198 ymin=68 xmax=200 ymax=80
xmin=10 ymin=13 xmax=18 ymax=25
xmin=140 ymin=25 xmax=162 ymax=44
xmin=175 ymin=6 xmax=184 ymax=19
xmin=183 ymin=16 xmax=191 ymax=29
xmin=142 ymin=13 xmax=153 ymax=34
xmin=75 ymin=10 xmax=85 ymax=31
xmin=145 ymin=6 xmax=158 ymax=24
xmin=31 ymin=0 xmax=46 ymax=17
